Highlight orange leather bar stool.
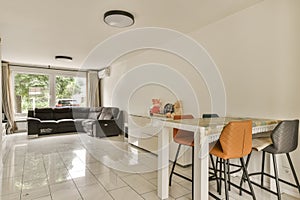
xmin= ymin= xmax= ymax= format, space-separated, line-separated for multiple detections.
xmin=210 ymin=120 xmax=256 ymax=200
xmin=169 ymin=115 xmax=195 ymax=195
xmin=202 ymin=114 xmax=221 ymax=192
xmin=169 ymin=114 xmax=220 ymax=199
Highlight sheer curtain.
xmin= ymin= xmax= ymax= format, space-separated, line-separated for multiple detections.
xmin=87 ymin=71 xmax=101 ymax=107
xmin=2 ymin=62 xmax=18 ymax=133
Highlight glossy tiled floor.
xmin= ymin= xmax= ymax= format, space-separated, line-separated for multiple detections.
xmin=1 ymin=133 xmax=299 ymax=200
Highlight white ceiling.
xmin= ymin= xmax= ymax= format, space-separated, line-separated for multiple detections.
xmin=0 ymin=0 xmax=262 ymax=69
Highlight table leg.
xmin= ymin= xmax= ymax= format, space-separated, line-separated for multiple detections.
xmin=158 ymin=126 xmax=170 ymax=199
xmin=194 ymin=127 xmax=209 ymax=200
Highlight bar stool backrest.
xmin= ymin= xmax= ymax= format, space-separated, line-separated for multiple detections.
xmin=270 ymin=119 xmax=299 ymax=154
xmin=219 ymin=120 xmax=252 ymax=159
xmin=173 ymin=115 xmax=194 ymax=138
xmin=202 ymin=114 xmax=219 ymax=118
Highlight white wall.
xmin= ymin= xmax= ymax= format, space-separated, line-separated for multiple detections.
xmin=190 ymin=0 xmax=300 ymax=195
xmin=101 ymin=50 xmax=211 ymax=118
xmin=102 ymin=0 xmax=300 ymax=196
xmin=192 ymin=0 xmax=300 ymax=119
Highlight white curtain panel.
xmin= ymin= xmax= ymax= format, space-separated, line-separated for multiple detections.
xmin=2 ymin=62 xmax=18 ymax=133
xmin=87 ymin=71 xmax=100 ymax=107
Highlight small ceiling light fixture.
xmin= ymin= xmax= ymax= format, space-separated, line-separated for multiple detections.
xmin=104 ymin=10 xmax=134 ymax=28
xmin=55 ymin=55 xmax=73 ymax=62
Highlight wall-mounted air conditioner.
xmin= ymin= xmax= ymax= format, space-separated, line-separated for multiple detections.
xmin=98 ymin=67 xmax=110 ymax=79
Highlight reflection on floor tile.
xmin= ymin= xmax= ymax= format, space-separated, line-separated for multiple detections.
xmin=122 ymin=174 xmax=156 ymax=194
xmin=85 ymin=162 xmax=110 ymax=175
xmin=169 ymin=182 xmax=191 ymax=199
xmin=1 ymin=132 xmax=299 ymax=200
xmin=73 ymin=172 xmax=98 ymax=188
xmin=51 ymin=188 xmax=82 ymax=200
xmin=142 ymin=191 xmax=175 ymax=200
xmin=109 ymin=186 xmax=143 ymax=200
xmin=0 ymin=176 xmax=23 ymax=196
xmin=49 ymin=180 xmax=77 ymax=192
xmin=94 ymin=171 xmax=127 ymax=191
xmin=22 ymin=178 xmax=48 ymax=191
xmin=0 ymin=192 xmax=21 ymax=200
xmin=21 ymin=185 xmax=50 ymax=200
xmin=47 ymin=167 xmax=71 ymax=184
xmin=32 ymin=195 xmax=52 ymax=200
xmin=77 ymin=183 xmax=113 ymax=200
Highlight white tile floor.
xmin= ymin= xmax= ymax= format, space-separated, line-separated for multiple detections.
xmin=0 ymin=132 xmax=299 ymax=200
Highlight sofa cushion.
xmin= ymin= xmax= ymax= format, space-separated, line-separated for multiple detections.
xmin=57 ymin=119 xmax=75 ymax=126
xmin=103 ymin=113 xmax=113 ymax=120
xmin=74 ymin=119 xmax=86 ymax=132
xmin=74 ymin=118 xmax=86 ymax=123
xmin=35 ymin=108 xmax=54 ymax=120
xmin=111 ymin=107 xmax=120 ymax=118
xmin=40 ymin=120 xmax=57 ymax=125
xmin=57 ymin=125 xmax=76 ymax=133
xmin=88 ymin=108 xmax=102 ymax=120
xmin=88 ymin=112 xmax=101 ymax=119
xmin=90 ymin=107 xmax=103 ymax=112
xmin=54 ymin=108 xmax=73 ymax=120
xmin=82 ymin=119 xmax=96 ymax=135
xmin=82 ymin=119 xmax=96 ymax=125
xmin=39 ymin=120 xmax=57 ymax=134
xmin=99 ymin=107 xmax=119 ymax=120
xmin=72 ymin=107 xmax=90 ymax=119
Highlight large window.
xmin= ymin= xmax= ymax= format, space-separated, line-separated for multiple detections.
xmin=11 ymin=66 xmax=87 ymax=120
xmin=55 ymin=76 xmax=86 ymax=107
xmin=14 ymin=73 xmax=50 ymax=113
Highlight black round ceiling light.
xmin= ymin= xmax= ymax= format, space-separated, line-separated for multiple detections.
xmin=104 ymin=10 xmax=134 ymax=28
xmin=55 ymin=55 xmax=73 ymax=62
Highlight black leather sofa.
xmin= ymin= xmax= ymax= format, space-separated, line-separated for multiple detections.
xmin=27 ymin=107 xmax=123 ymax=137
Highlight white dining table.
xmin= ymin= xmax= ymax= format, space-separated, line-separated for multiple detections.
xmin=153 ymin=116 xmax=279 ymax=200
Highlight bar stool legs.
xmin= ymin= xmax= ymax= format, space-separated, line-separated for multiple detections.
xmin=272 ymin=154 xmax=281 ymax=200
xmin=210 ymin=155 xmax=220 ymax=193
xmin=169 ymin=144 xmax=194 ymax=199
xmin=227 ymin=160 xmax=231 ymax=191
xmin=261 ymin=151 xmax=265 ymax=187
xmin=213 ymin=157 xmax=256 ymax=200
xmin=286 ymin=153 xmax=300 ymax=193
xmin=223 ymin=159 xmax=229 ymax=200
xmin=271 ymin=153 xmax=300 ymax=200
xmin=192 ymin=146 xmax=194 ymax=200
xmin=169 ymin=144 xmax=181 ymax=186
xmin=218 ymin=158 xmax=223 ymax=195
xmin=240 ymin=158 xmax=256 ymax=200
xmin=244 ymin=152 xmax=300 ymax=200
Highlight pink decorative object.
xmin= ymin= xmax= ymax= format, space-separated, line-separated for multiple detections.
xmin=150 ymin=99 xmax=161 ymax=114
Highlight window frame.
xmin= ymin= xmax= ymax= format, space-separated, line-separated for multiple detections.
xmin=10 ymin=66 xmax=87 ymax=120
